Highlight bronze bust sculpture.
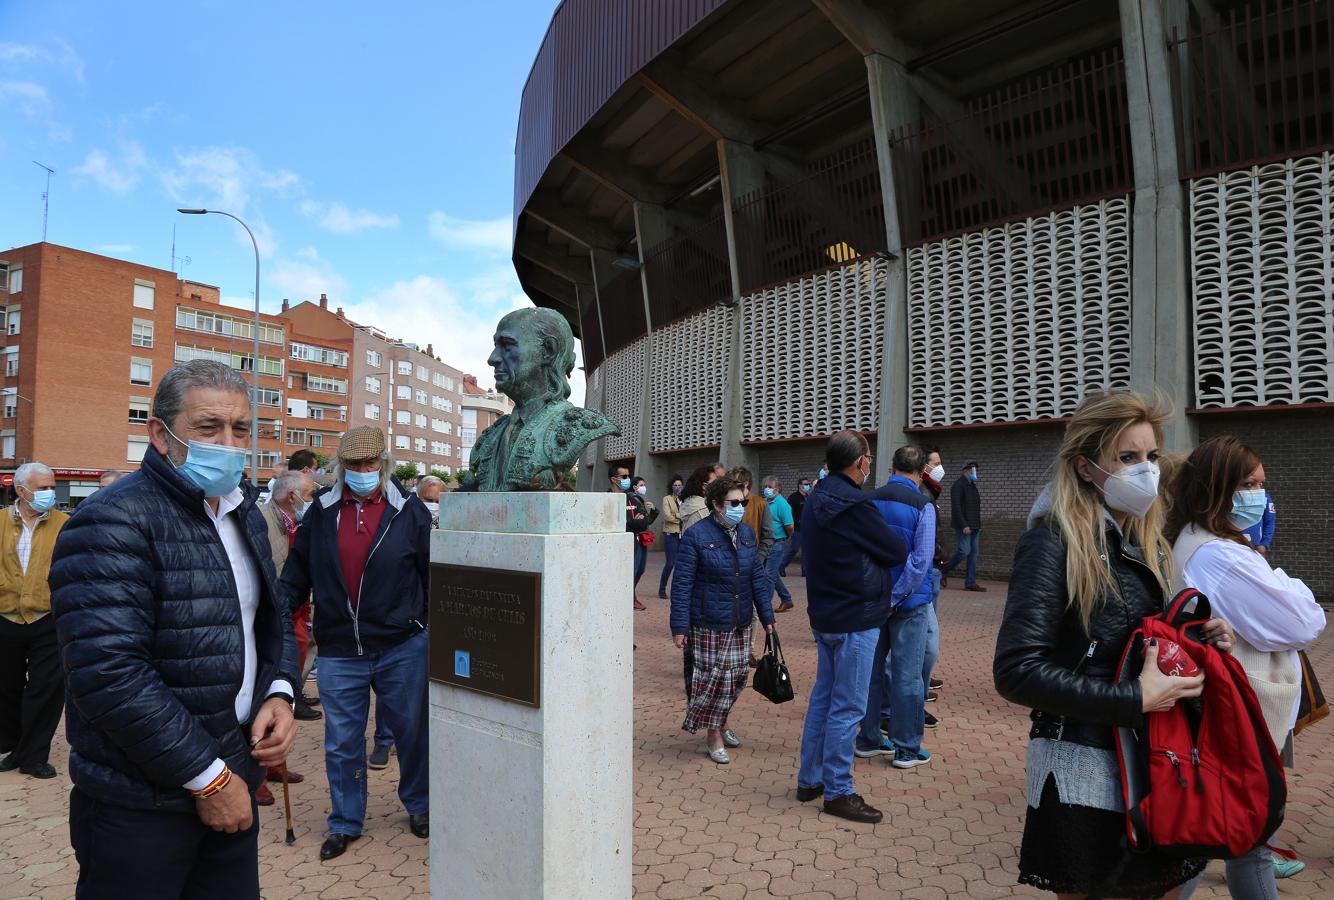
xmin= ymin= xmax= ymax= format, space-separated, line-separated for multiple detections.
xmin=469 ymin=307 xmax=619 ymax=491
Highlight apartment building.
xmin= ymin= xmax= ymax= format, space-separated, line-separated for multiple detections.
xmin=459 ymin=374 xmax=511 ymax=470
xmin=0 ymin=243 xmax=285 ymax=505
xmin=277 ymin=296 xmax=352 ymax=465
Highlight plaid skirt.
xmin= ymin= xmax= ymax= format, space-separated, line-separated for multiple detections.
xmin=682 ymin=626 xmax=751 ymax=733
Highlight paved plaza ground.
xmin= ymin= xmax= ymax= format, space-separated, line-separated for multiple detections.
xmin=2 ymin=556 xmax=1330 ymax=898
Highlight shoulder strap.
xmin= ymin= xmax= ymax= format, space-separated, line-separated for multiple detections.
xmin=1162 ymin=587 xmax=1211 ymax=629
xmin=1170 ymin=524 xmax=1217 ymax=594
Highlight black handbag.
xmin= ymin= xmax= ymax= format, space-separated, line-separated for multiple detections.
xmin=753 ymin=630 xmax=795 ymax=704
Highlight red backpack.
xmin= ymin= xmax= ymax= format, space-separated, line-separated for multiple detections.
xmin=1112 ymin=588 xmax=1286 ymax=859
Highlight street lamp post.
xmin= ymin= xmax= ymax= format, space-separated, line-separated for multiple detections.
xmin=177 ymin=208 xmax=262 ymax=481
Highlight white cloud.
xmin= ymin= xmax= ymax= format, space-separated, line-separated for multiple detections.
xmin=72 ymin=142 xmax=148 ymax=193
xmin=160 ymin=146 xmax=299 ymax=217
xmin=268 ymin=248 xmax=347 ymax=304
xmin=0 ymin=40 xmax=84 ymax=82
xmin=0 ymin=44 xmax=43 ymax=63
xmin=301 ymin=201 xmax=399 ymax=235
xmin=427 ymin=212 xmax=512 ymax=253
xmin=0 ymin=80 xmax=49 ymax=114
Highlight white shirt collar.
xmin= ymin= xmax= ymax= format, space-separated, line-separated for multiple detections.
xmin=204 ymin=486 xmax=246 ymax=522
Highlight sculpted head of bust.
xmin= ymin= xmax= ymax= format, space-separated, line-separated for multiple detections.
xmin=487 ymin=307 xmax=577 ymax=407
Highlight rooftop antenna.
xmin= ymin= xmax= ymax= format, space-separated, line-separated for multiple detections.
xmin=170 ymin=224 xmax=191 ymax=273
xmin=33 ymin=161 xmax=55 ymax=242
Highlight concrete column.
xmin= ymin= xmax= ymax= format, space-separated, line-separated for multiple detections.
xmin=631 ymin=202 xmax=675 ymax=505
xmin=1120 ymin=0 xmax=1197 ymax=449
xmin=717 ymin=138 xmax=767 ymax=473
xmin=866 ymin=52 xmax=919 ymax=484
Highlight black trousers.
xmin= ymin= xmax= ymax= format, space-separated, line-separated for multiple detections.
xmin=70 ymin=787 xmax=261 ymax=900
xmin=0 ymin=613 xmax=65 ymax=767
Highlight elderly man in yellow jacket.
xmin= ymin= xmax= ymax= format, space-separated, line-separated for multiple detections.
xmin=0 ymin=462 xmax=69 ymax=779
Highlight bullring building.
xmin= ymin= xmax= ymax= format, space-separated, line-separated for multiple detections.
xmin=510 ymin=0 xmax=1334 ymax=599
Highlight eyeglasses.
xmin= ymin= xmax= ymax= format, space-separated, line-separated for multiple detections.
xmin=720 ymin=498 xmax=749 ymax=508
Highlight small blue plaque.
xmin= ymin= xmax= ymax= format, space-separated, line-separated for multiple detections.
xmin=454 ymin=650 xmax=471 ymax=678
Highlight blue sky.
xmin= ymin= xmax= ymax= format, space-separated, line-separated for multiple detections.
xmin=0 ymin=0 xmax=581 ymax=400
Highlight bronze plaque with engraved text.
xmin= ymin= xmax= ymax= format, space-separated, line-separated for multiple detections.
xmin=429 ymin=563 xmax=541 ymax=707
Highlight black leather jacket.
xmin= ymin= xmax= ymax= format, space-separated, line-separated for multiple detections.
xmin=994 ymin=518 xmax=1163 ymax=747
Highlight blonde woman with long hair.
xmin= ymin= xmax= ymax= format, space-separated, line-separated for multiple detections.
xmin=994 ymin=392 xmax=1234 ymax=899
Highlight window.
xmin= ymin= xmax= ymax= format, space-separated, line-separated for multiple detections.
xmin=309 ymin=406 xmax=325 ymax=421
xmin=431 ymin=440 xmax=445 ymax=455
xmin=290 ymin=342 xmax=349 ymax=367
xmin=175 ymin=308 xmax=283 ymax=344
xmin=6 ymin=308 xmax=19 ymax=336
xmin=440 ymin=398 xmax=454 ymax=413
xmin=395 ymin=410 xmax=411 ymax=425
xmin=431 ymin=418 xmax=445 ymax=433
xmin=129 ymin=400 xmax=149 ymax=425
xmin=431 ymin=394 xmax=446 ymax=410
xmin=460 ymin=427 xmax=476 ymax=444
xmin=6 ymin=267 xmax=21 ymax=294
xmin=416 ymin=365 xmax=428 ymax=381
xmin=364 ymin=403 xmax=380 ymax=420
xmin=174 ymin=344 xmax=283 ymax=376
xmin=394 ymin=434 xmax=409 ymax=449
xmin=127 ymin=436 xmax=149 ymax=462
xmin=414 ymin=437 xmax=427 ymax=452
xmin=4 ymin=353 xmax=17 ymax=377
xmin=309 ymin=433 xmax=324 ymax=448
xmin=366 ymin=349 xmax=382 ymax=368
xmin=396 ymin=361 xmax=412 ymax=376
xmin=133 ymin=280 xmax=155 ymax=309
xmin=131 ymin=319 xmax=153 ymax=348
xmin=306 ymin=374 xmax=348 ymax=394
xmin=252 ymin=386 xmax=281 ymax=407
xmin=365 ymin=376 xmax=381 ymax=395
xmin=252 ymin=451 xmax=281 ymax=471
xmin=432 ymin=372 xmax=455 ymax=391
xmin=414 ymin=413 xmax=427 ymax=428
xmin=3 ymin=391 xmax=15 ymax=419
xmin=442 ymin=444 xmax=452 ymax=457
xmin=287 ymin=428 xmax=308 ymax=444
xmin=1 ymin=435 xmax=13 ymax=459
xmin=130 ymin=358 xmax=152 ymax=385
xmin=396 ymin=385 xmax=411 ymax=400
xmin=462 ymin=408 xmax=478 ymax=426
xmin=414 ymin=389 xmax=427 ymax=405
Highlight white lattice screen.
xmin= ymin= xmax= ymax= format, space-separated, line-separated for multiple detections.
xmin=740 ymin=258 xmax=887 ymax=443
xmin=907 ymin=198 xmax=1133 ymax=427
xmin=1190 ymin=152 xmax=1334 ymax=408
xmin=602 ymin=339 xmax=645 ymax=461
xmin=649 ymin=305 xmax=731 ymax=453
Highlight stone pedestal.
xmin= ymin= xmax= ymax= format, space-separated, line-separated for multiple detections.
xmin=429 ymin=492 xmax=632 ymax=899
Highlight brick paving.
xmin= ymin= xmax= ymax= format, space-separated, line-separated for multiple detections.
xmin=2 ymin=556 xmax=1330 ymax=898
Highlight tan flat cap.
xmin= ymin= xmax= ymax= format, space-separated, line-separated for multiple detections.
xmin=338 ymin=426 xmax=385 ymax=461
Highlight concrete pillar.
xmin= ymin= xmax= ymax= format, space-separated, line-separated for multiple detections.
xmin=1120 ymin=0 xmax=1197 ymax=449
xmin=865 ymin=52 xmax=919 ymax=484
xmin=717 ymin=138 xmax=767 ymax=474
xmin=631 ymin=202 xmax=676 ymax=506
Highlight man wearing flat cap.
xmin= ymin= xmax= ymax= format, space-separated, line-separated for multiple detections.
xmin=278 ymin=426 xmax=433 ymax=860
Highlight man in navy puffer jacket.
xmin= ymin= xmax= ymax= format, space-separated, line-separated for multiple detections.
xmin=795 ymin=430 xmax=907 ymax=824
xmin=51 ymin=360 xmax=299 ymax=899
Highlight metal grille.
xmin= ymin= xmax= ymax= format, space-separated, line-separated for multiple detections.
xmin=649 ymin=305 xmax=732 ymax=453
xmin=597 ymin=268 xmax=648 ymax=359
xmin=1190 ymin=151 xmax=1334 ymax=408
xmin=732 ymin=138 xmax=887 ymax=294
xmin=643 ymin=213 xmax=732 ymax=326
xmin=740 ymin=258 xmax=888 ymax=443
xmin=1171 ymin=0 xmax=1334 ymax=179
xmin=580 ymin=288 xmax=606 ymax=376
xmin=907 ymin=197 xmax=1133 ymax=427
xmin=892 ymin=45 xmax=1133 ymax=245
xmin=602 ymin=339 xmax=645 ymax=461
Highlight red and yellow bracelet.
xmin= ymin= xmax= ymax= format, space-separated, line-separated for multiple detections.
xmin=190 ymin=766 xmax=233 ymax=799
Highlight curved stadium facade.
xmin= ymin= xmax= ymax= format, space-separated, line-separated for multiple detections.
xmin=511 ymin=0 xmax=1334 ymax=598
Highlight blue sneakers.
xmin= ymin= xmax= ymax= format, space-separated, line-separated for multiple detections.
xmin=1272 ymin=855 xmax=1306 ymax=878
xmin=892 ymin=747 xmax=932 ymax=769
xmin=854 ymin=737 xmax=895 ymax=758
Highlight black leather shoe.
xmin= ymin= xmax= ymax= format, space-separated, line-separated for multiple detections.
xmin=294 ymin=699 xmax=323 ymax=721
xmin=823 ymin=793 xmax=883 ymax=824
xmin=301 ymin=692 xmax=321 ymax=707
xmin=409 ymin=812 xmax=429 ymax=838
xmin=319 ymin=834 xmax=359 ymax=861
xmin=0 ymin=753 xmax=17 ymax=773
xmin=795 ymin=784 xmax=823 ymax=802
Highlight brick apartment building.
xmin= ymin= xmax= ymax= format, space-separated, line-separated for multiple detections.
xmin=0 ymin=242 xmax=471 ymax=504
xmin=459 ymin=374 xmax=511 ymax=470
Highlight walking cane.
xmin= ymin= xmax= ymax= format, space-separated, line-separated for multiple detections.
xmin=281 ymin=763 xmax=295 ymax=844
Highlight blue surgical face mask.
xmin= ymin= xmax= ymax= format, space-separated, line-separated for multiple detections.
xmin=800 ymin=484 xmax=810 ymax=494
xmin=618 ymin=477 xmax=631 ymax=491
xmin=1230 ymin=489 xmax=1267 ymax=530
xmin=762 ymin=487 xmax=775 ymax=499
xmin=27 ymin=489 xmax=56 ymax=514
xmin=723 ymin=504 xmax=745 ymax=525
xmin=344 ymin=469 xmax=381 ymax=497
xmin=818 ymin=469 xmax=828 ymax=480
xmin=967 ymin=470 xmax=978 ymax=482
xmin=163 ymin=424 xmax=247 ymax=497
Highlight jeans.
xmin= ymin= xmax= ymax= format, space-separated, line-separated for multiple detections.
xmin=1224 ymin=845 xmax=1279 ymax=900
xmin=318 ymin=631 xmax=429 ymax=835
xmin=859 ymin=623 xmax=893 ymax=746
xmin=923 ymin=599 xmax=940 ymax=686
xmin=70 ymin=787 xmax=260 ymax=899
xmin=372 ymin=692 xmax=393 ymax=748
xmin=797 ymin=627 xmax=878 ymax=799
xmin=658 ymin=532 xmax=680 ymax=594
xmin=766 ymin=540 xmax=792 ymax=605
xmin=943 ymin=528 xmax=982 ymax=586
xmin=779 ymin=528 xmax=803 ymax=575
xmin=633 ymin=541 xmax=647 ymax=592
xmin=886 ymin=604 xmax=932 ymax=754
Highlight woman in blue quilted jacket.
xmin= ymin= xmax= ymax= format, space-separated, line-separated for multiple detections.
xmin=670 ymin=476 xmax=775 ymax=764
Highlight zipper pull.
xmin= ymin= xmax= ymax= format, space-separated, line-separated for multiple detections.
xmin=1086 ymin=641 xmax=1098 ymax=659
xmin=1191 ymin=747 xmax=1204 ymax=794
xmin=1164 ymin=751 xmax=1187 ymax=788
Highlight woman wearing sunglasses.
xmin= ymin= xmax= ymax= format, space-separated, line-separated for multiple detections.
xmin=669 ymin=477 xmax=776 ymax=763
